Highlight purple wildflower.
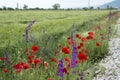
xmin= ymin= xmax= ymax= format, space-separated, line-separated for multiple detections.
xmin=72 ymin=70 xmax=76 ymax=74
xmin=108 ymin=26 xmax=112 ymax=41
xmin=57 ymin=59 xmax=64 ymax=78
xmin=97 ymin=23 xmax=101 ymax=30
xmin=4 ymin=49 xmax=8 ymax=63
xmin=70 ymin=23 xmax=77 ymax=68
xmin=71 ymin=44 xmax=77 ymax=68
xmin=108 ymin=26 xmax=111 ymax=35
xmin=108 ymin=11 xmax=112 ymax=21
xmin=26 ymin=20 xmax=35 ymax=30
xmin=25 ymin=30 xmax=28 ymax=42
xmin=25 ymin=20 xmax=35 ymax=43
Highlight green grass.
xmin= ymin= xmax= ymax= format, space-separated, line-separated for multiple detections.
xmin=0 ymin=10 xmax=110 ymax=48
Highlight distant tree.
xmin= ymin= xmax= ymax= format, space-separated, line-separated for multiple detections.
xmin=39 ymin=8 xmax=44 ymax=10
xmin=66 ymin=8 xmax=72 ymax=10
xmin=7 ymin=7 xmax=14 ymax=10
xmin=82 ymin=7 xmax=88 ymax=11
xmin=52 ymin=3 xmax=60 ymax=10
xmin=110 ymin=6 xmax=115 ymax=9
xmin=90 ymin=6 xmax=94 ymax=10
xmin=48 ymin=8 xmax=52 ymax=10
xmin=3 ymin=6 xmax=7 ymax=10
xmin=97 ymin=7 xmax=100 ymax=10
xmin=35 ymin=7 xmax=40 ymax=10
xmin=23 ymin=4 xmax=28 ymax=10
xmin=0 ymin=8 xmax=2 ymax=10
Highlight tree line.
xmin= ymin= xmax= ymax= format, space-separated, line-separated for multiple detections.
xmin=0 ymin=3 xmax=118 ymax=11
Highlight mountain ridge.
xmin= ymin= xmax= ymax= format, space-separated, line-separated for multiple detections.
xmin=99 ymin=0 xmax=120 ymax=8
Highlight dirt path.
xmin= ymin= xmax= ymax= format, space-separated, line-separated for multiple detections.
xmin=117 ymin=19 xmax=120 ymax=35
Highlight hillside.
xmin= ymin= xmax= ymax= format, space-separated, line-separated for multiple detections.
xmin=100 ymin=0 xmax=120 ymax=8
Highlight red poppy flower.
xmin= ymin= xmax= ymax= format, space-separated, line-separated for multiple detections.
xmin=71 ymin=40 xmax=76 ymax=45
xmin=27 ymin=55 xmax=32 ymax=59
xmin=50 ymin=57 xmax=56 ymax=62
xmin=2 ymin=68 xmax=8 ymax=73
xmin=62 ymin=46 xmax=70 ymax=54
xmin=19 ymin=61 xmax=25 ymax=66
xmin=65 ymin=58 xmax=70 ymax=63
xmin=77 ymin=45 xmax=81 ymax=49
xmin=31 ymin=45 xmax=38 ymax=52
xmin=77 ymin=52 xmax=87 ymax=62
xmin=66 ymin=63 xmax=70 ymax=69
xmin=31 ymin=49 xmax=35 ymax=56
xmin=88 ymin=32 xmax=94 ymax=35
xmin=84 ymin=50 xmax=88 ymax=53
xmin=13 ymin=64 xmax=19 ymax=69
xmin=96 ymin=42 xmax=100 ymax=47
xmin=23 ymin=64 xmax=29 ymax=69
xmin=0 ymin=57 xmax=4 ymax=60
xmin=25 ymin=48 xmax=28 ymax=53
xmin=34 ymin=58 xmax=41 ymax=65
xmin=62 ymin=68 xmax=68 ymax=74
xmin=100 ymin=33 xmax=103 ymax=36
xmin=86 ymin=35 xmax=93 ymax=40
xmin=76 ymin=34 xmax=80 ymax=38
xmin=67 ymin=36 xmax=70 ymax=40
xmin=80 ymin=42 xmax=84 ymax=47
xmin=28 ymin=59 xmax=33 ymax=64
xmin=67 ymin=40 xmax=71 ymax=44
xmin=76 ymin=60 xmax=78 ymax=64
xmin=48 ymin=77 xmax=52 ymax=80
xmin=81 ymin=38 xmax=86 ymax=42
xmin=15 ymin=69 xmax=21 ymax=73
xmin=13 ymin=63 xmax=22 ymax=70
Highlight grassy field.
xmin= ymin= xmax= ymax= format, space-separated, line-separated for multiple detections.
xmin=0 ymin=10 xmax=110 ymax=48
xmin=0 ymin=10 xmax=120 ymax=80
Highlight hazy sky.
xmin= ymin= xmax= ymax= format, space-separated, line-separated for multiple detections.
xmin=0 ymin=0 xmax=114 ymax=8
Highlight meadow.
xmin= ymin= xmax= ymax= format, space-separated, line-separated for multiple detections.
xmin=0 ymin=10 xmax=120 ymax=80
xmin=0 ymin=10 xmax=110 ymax=47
